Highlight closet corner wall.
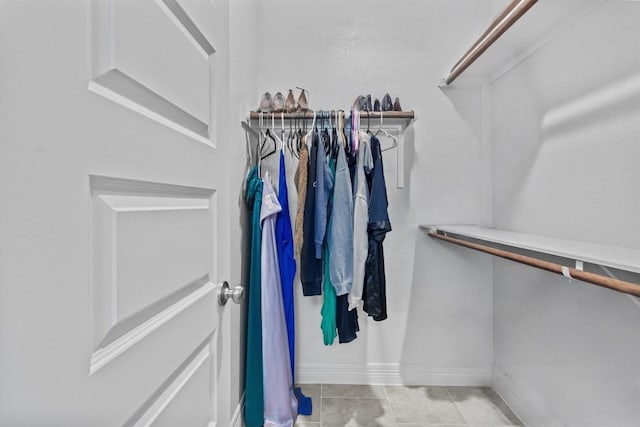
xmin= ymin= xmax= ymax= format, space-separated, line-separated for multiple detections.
xmin=429 ymin=0 xmax=640 ymax=425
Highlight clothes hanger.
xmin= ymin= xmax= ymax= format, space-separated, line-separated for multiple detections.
xmin=280 ymin=112 xmax=285 ymax=149
xmin=260 ymin=113 xmax=277 ymax=161
xmin=330 ymin=110 xmax=339 ymax=157
xmin=287 ymin=113 xmax=295 ymax=157
xmin=304 ymin=109 xmax=317 ymax=151
xmin=257 ymin=112 xmax=264 ymax=175
xmin=270 ymin=113 xmax=284 ymax=153
xmin=338 ymin=110 xmax=347 ymax=150
xmin=376 ymin=111 xmax=398 ymax=152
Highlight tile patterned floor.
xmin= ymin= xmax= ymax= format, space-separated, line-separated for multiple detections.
xmin=295 ymin=384 xmax=523 ymax=427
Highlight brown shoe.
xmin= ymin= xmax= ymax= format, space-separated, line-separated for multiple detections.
xmin=285 ymin=89 xmax=296 ymax=113
xmin=297 ymin=87 xmax=309 ymax=111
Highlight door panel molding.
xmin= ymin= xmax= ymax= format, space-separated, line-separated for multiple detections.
xmin=156 ymin=0 xmax=215 ymax=58
xmin=90 ymin=277 xmax=214 ymax=375
xmin=90 ymin=174 xmax=215 ymax=199
xmin=89 ymin=0 xmax=216 ymax=145
xmin=89 ymin=175 xmax=217 ymax=375
xmin=122 ymin=338 xmax=212 ymax=427
xmin=89 ymin=69 xmax=210 ymax=144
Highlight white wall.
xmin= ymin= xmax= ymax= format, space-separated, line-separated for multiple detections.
xmin=245 ymin=0 xmax=497 ymax=385
xmin=491 ymin=2 xmax=640 ymax=425
xmin=229 ymin=0 xmax=260 ymax=419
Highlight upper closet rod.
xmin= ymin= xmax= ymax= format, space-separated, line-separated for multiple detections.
xmin=428 ymin=230 xmax=640 ymax=298
xmin=444 ymin=0 xmax=539 ymax=85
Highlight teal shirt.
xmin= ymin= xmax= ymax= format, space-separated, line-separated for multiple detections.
xmin=245 ymin=166 xmax=264 ymax=427
xmin=321 ymin=157 xmax=338 ymax=345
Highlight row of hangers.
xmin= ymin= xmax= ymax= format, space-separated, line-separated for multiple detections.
xmin=248 ymin=110 xmax=398 ymax=172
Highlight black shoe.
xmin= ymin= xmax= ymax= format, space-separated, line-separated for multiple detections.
xmin=373 ymin=98 xmax=381 ymax=112
xmin=382 ymin=93 xmax=393 ymax=112
xmin=364 ymin=94 xmax=372 ymax=112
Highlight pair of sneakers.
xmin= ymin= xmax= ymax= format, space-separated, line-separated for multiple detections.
xmin=258 ymin=89 xmax=309 ymax=113
xmin=353 ymin=93 xmax=402 ymax=112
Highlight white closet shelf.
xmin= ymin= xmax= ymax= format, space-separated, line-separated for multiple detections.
xmin=421 ymin=225 xmax=640 ymax=275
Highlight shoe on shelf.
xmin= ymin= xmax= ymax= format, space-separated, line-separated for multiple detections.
xmin=285 ymin=89 xmax=296 ymax=113
xmin=272 ymin=92 xmax=285 ymax=113
xmin=373 ymin=98 xmax=381 ymax=112
xmin=364 ymin=94 xmax=372 ymax=112
xmin=393 ymin=97 xmax=402 ymax=112
xmin=297 ymin=88 xmax=309 ymax=111
xmin=382 ymin=93 xmax=393 ymax=112
xmin=352 ymin=95 xmax=364 ymax=111
xmin=258 ymin=92 xmax=272 ymax=113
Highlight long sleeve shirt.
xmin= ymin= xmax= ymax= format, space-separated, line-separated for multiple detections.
xmin=261 ymin=174 xmax=298 ymax=427
xmin=328 ymin=145 xmax=354 ymax=296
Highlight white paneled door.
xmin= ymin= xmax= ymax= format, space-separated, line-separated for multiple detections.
xmin=1 ymin=1 xmax=232 ymax=425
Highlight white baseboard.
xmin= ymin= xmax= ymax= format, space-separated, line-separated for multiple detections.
xmin=492 ymin=366 xmax=562 ymax=427
xmin=230 ymin=392 xmax=245 ymax=427
xmin=297 ymin=363 xmax=492 ymax=386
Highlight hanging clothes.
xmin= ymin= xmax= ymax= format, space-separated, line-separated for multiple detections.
xmin=275 ymin=151 xmax=296 ymax=378
xmin=328 ymin=143 xmax=354 ymax=296
xmin=277 ymin=151 xmax=312 ymax=416
xmin=320 ymin=152 xmax=337 ymax=345
xmin=314 ymin=131 xmax=332 ymax=259
xmin=244 ymin=165 xmax=264 ymax=427
xmin=293 ymin=141 xmax=308 ymax=260
xmin=284 ymin=148 xmax=299 ymax=254
xmin=330 ymin=142 xmax=359 ymax=343
xmin=320 ymin=245 xmax=337 ymax=345
xmin=300 ymin=134 xmax=323 ymax=296
xmin=349 ymin=131 xmax=373 ymax=311
xmin=261 ymin=174 xmax=298 ymax=427
xmin=363 ymin=135 xmax=392 ymax=321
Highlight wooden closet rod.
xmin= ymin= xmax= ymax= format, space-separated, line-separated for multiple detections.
xmin=444 ymin=0 xmax=539 ymax=85
xmin=428 ymin=230 xmax=640 ymax=298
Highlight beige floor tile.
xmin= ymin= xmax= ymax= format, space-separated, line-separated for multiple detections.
xmin=322 ymin=397 xmax=397 ymax=427
xmin=447 ymin=387 xmax=523 ymax=426
xmin=385 ymin=385 xmax=465 ymax=424
xmin=322 ymin=383 xmax=387 ymax=399
xmin=296 ymin=384 xmax=321 ymax=423
xmin=393 ymin=424 xmax=466 ymax=426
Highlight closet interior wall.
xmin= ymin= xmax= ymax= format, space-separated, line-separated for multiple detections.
xmin=488 ymin=2 xmax=640 ymax=425
xmin=229 ymin=0 xmax=260 ymax=413
xmin=250 ymin=0 xmax=497 ymax=385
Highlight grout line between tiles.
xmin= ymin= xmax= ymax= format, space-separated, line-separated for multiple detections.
xmin=382 ymin=384 xmax=398 ymax=424
xmin=319 ymin=384 xmax=322 ymax=425
xmin=321 ymin=395 xmax=387 ymax=399
xmin=445 ymin=386 xmax=470 ymax=426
